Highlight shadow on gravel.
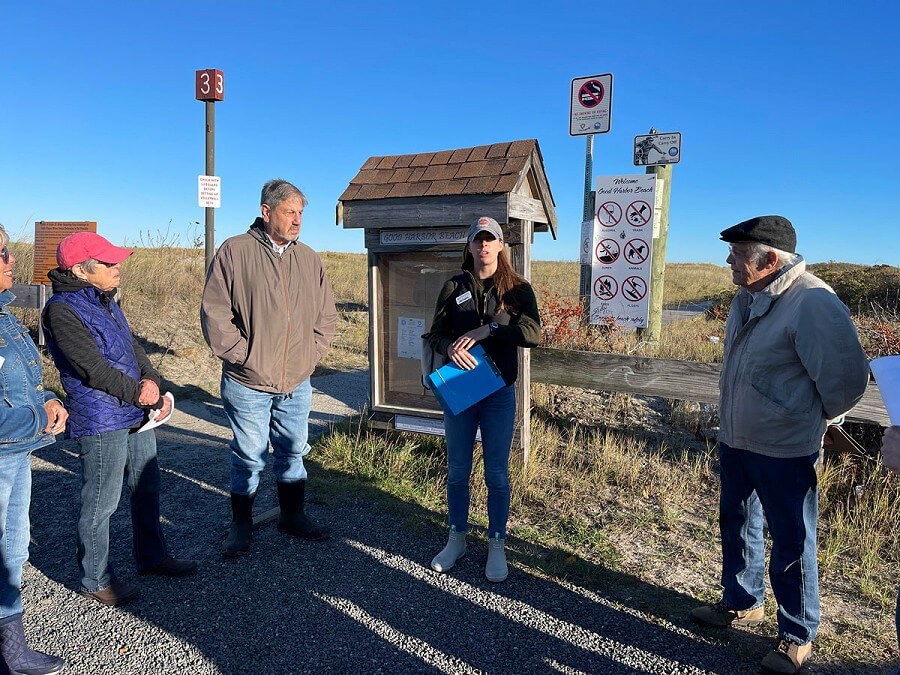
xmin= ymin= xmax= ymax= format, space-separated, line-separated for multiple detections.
xmin=22 ymin=408 xmax=879 ymax=674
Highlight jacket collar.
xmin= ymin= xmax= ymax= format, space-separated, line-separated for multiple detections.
xmin=48 ymin=268 xmax=116 ymax=301
xmin=739 ymin=255 xmax=805 ymax=321
xmin=0 ymin=289 xmax=14 ymax=309
xmin=248 ymin=219 xmax=298 ymax=253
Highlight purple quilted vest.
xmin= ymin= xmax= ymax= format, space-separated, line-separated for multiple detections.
xmin=44 ymin=288 xmax=144 ymax=439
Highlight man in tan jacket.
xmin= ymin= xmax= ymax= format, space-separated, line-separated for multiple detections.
xmin=201 ymin=178 xmax=337 ymax=558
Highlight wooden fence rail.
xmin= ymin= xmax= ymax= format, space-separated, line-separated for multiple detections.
xmin=10 ymin=284 xmax=889 ymax=428
xmin=530 ymin=347 xmax=890 ymax=427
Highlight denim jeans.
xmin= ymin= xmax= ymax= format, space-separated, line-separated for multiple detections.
xmin=718 ymin=442 xmax=820 ymax=644
xmin=444 ymin=384 xmax=516 ymax=539
xmin=77 ymin=428 xmax=167 ymax=592
xmin=0 ymin=450 xmax=31 ymax=619
xmin=221 ymin=375 xmax=312 ymax=495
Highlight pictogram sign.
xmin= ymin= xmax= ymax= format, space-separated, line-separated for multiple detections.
xmin=624 ymin=238 xmax=649 ymax=265
xmin=622 ymin=276 xmax=648 ymax=302
xmin=590 ymin=174 xmax=657 ymax=328
xmin=569 ymin=73 xmax=613 ymax=136
xmin=578 ymin=80 xmax=604 ymax=108
xmin=593 ymin=275 xmax=618 ymax=300
xmin=596 ymin=201 xmax=623 ymax=227
xmin=595 ymin=239 xmax=620 ymax=265
xmin=626 ymin=200 xmax=652 ymax=226
xmin=633 ymin=132 xmax=681 ymax=167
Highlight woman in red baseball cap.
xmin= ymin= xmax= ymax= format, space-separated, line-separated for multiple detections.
xmin=41 ymin=232 xmax=196 ymax=608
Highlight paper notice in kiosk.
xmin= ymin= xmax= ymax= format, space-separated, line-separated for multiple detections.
xmin=426 ymin=344 xmax=505 ymax=416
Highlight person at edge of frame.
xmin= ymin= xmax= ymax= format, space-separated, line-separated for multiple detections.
xmin=690 ymin=215 xmax=869 ymax=675
xmin=0 ymin=224 xmax=68 ymax=674
xmin=880 ymin=423 xmax=900 ymax=674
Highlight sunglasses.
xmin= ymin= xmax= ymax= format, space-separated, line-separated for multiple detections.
xmin=0 ymin=246 xmax=10 ymax=264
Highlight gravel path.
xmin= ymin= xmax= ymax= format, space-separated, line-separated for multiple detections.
xmin=21 ymin=369 xmax=881 ymax=674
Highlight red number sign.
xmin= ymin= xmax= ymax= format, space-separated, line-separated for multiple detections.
xmin=195 ymin=69 xmax=224 ymax=101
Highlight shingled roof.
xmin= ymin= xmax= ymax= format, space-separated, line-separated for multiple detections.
xmin=339 ymin=139 xmax=553 ymax=203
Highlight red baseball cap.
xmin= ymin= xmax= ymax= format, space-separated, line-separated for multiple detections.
xmin=57 ymin=232 xmax=133 ymax=270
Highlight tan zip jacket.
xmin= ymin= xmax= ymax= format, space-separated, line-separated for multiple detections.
xmin=200 ymin=221 xmax=338 ymax=394
xmin=718 ymin=256 xmax=869 ymax=457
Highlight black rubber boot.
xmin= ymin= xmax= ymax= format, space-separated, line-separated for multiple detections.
xmin=277 ymin=481 xmax=329 ymax=541
xmin=0 ymin=614 xmax=65 ymax=675
xmin=222 ymin=492 xmax=255 ymax=559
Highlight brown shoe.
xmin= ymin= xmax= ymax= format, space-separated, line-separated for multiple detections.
xmin=138 ymin=555 xmax=198 ymax=578
xmin=81 ymin=579 xmax=140 ymax=607
xmin=690 ymin=599 xmax=765 ymax=627
xmin=760 ymin=638 xmax=812 ymax=674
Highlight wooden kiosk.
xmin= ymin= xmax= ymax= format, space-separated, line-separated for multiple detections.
xmin=338 ymin=139 xmax=557 ymax=460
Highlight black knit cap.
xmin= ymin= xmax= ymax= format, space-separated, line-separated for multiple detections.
xmin=719 ymin=215 xmax=796 ymax=254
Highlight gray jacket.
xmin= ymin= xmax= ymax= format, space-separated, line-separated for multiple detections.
xmin=718 ymin=256 xmax=869 ymax=458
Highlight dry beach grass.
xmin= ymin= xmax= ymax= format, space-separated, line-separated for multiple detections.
xmin=10 ymin=240 xmax=900 ymax=669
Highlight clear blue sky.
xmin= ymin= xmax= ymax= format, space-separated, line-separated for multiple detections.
xmin=1 ymin=1 xmax=897 ymax=265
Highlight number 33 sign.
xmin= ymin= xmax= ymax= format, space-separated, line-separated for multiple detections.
xmin=195 ymin=69 xmax=224 ymax=102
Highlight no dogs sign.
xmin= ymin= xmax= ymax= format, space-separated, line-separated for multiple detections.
xmin=570 ymin=73 xmax=613 ymax=136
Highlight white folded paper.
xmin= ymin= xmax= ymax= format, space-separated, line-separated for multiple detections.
xmin=869 ymin=356 xmax=900 ymax=425
xmin=137 ymin=392 xmax=175 ymax=433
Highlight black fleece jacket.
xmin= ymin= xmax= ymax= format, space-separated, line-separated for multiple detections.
xmin=42 ymin=269 xmax=162 ymax=408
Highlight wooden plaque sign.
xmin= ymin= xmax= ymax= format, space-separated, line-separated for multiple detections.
xmin=32 ymin=221 xmax=97 ymax=284
xmin=195 ymin=69 xmax=224 ymax=102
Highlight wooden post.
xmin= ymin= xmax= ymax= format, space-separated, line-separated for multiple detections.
xmin=509 ymin=220 xmax=532 ymax=465
xmin=639 ymin=134 xmax=673 ymax=345
xmin=195 ymin=68 xmax=224 ymax=270
xmin=204 ymin=101 xmax=215 ymax=270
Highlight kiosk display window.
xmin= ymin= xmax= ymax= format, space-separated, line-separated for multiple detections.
xmin=375 ymin=251 xmax=461 ymax=414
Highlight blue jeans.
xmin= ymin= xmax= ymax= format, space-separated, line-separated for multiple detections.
xmin=221 ymin=375 xmax=312 ymax=495
xmin=718 ymin=442 xmax=820 ymax=644
xmin=444 ymin=384 xmax=516 ymax=539
xmin=77 ymin=428 xmax=167 ymax=592
xmin=0 ymin=451 xmax=31 ymax=618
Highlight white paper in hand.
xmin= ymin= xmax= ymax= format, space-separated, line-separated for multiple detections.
xmin=137 ymin=392 xmax=175 ymax=433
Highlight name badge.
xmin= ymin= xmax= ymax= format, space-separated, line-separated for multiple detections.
xmin=456 ymin=291 xmax=472 ymax=305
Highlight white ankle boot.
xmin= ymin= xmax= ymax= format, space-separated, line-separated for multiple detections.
xmin=485 ymin=535 xmax=508 ymax=582
xmin=431 ymin=529 xmax=467 ymax=573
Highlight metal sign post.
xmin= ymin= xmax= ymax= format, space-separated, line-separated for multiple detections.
xmin=570 ymin=73 xmax=613 ymax=316
xmin=195 ymin=69 xmax=224 ymax=269
xmin=579 ymin=135 xmax=594 ymax=308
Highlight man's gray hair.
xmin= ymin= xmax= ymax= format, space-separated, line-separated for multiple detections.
xmin=261 ymin=179 xmax=307 ymax=209
xmin=747 ymin=242 xmax=796 ymax=269
xmin=0 ymin=224 xmax=8 ymax=249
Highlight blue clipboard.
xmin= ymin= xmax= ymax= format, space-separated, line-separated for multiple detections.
xmin=426 ymin=344 xmax=505 ymax=416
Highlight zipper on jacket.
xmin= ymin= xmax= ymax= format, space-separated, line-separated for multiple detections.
xmin=278 ymin=255 xmax=291 ymax=392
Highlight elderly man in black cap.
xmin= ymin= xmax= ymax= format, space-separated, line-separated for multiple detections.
xmin=690 ymin=216 xmax=869 ymax=674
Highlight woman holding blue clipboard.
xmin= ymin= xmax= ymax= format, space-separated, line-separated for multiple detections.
xmin=425 ymin=216 xmax=540 ymax=583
